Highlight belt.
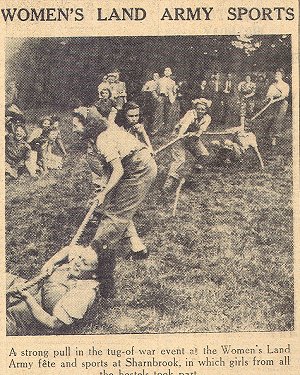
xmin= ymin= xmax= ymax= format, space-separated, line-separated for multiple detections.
xmin=123 ymin=147 xmax=148 ymax=161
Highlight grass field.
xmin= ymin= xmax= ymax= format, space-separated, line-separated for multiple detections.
xmin=6 ymin=107 xmax=294 ymax=334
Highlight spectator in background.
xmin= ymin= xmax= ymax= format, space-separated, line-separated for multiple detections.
xmin=221 ymin=73 xmax=235 ymax=124
xmin=27 ymin=116 xmax=52 ymax=143
xmin=5 ymin=124 xmax=38 ymax=179
xmin=265 ymin=68 xmax=290 ymax=146
xmin=97 ymin=72 xmax=127 ymax=111
xmin=165 ymin=73 xmax=181 ymax=133
xmin=255 ymin=73 xmax=268 ymax=102
xmin=30 ymin=126 xmax=63 ymax=174
xmin=111 ymin=71 xmax=127 ymax=110
xmin=177 ymin=80 xmax=192 ymax=116
xmin=209 ymin=72 xmax=223 ymax=126
xmin=156 ymin=67 xmax=177 ymax=134
xmin=94 ymin=88 xmax=118 ymax=123
xmin=28 ymin=115 xmax=67 ymax=157
xmin=238 ymin=75 xmax=256 ymax=127
xmin=141 ymin=72 xmax=160 ymax=134
xmin=97 ymin=75 xmax=109 ymax=96
xmin=192 ymin=79 xmax=210 ymax=101
xmin=5 ymin=105 xmax=25 ymax=135
xmin=51 ymin=116 xmax=67 ymax=156
xmin=142 ymin=72 xmax=160 ymax=93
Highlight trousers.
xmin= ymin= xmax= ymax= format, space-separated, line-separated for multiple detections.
xmin=168 ymin=136 xmax=209 ymax=179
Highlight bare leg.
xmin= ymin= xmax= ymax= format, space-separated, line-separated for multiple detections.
xmin=25 ymin=151 xmax=38 ymax=177
xmin=253 ymin=145 xmax=265 ymax=169
xmin=125 ymin=220 xmax=146 ymax=252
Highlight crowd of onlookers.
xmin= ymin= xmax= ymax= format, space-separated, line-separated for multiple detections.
xmin=5 ymin=66 xmax=292 ymax=336
xmin=5 ymin=107 xmax=67 ymax=179
xmin=5 ymin=66 xmax=290 ymax=180
xmin=139 ymin=68 xmax=290 ymax=134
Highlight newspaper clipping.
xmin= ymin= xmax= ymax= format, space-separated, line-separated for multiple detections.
xmin=1 ymin=0 xmax=299 ymax=374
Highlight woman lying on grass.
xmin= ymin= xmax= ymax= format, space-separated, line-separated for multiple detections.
xmin=6 ymin=245 xmax=99 ymax=335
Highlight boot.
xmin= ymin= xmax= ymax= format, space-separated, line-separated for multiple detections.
xmin=92 ymin=240 xmax=116 ymax=298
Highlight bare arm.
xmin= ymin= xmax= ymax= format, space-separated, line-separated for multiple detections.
xmin=177 ymin=110 xmax=196 ymax=136
xmin=108 ymin=107 xmax=117 ymax=123
xmin=140 ymin=128 xmax=153 ymax=151
xmin=135 ymin=124 xmax=152 ymax=150
xmin=142 ymin=82 xmax=150 ymax=92
xmin=20 ymin=290 xmax=64 ymax=330
xmin=41 ymin=246 xmax=70 ymax=275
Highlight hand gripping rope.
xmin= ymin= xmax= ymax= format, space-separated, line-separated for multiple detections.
xmin=6 ymin=200 xmax=99 ymax=296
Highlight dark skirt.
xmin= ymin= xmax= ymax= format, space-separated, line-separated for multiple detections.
xmin=103 ymin=148 xmax=157 ymax=220
xmin=92 ymin=148 xmax=157 ymax=247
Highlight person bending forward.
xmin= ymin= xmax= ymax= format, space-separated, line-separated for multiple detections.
xmin=72 ymin=109 xmax=157 ymax=297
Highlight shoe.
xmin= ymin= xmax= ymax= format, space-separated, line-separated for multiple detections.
xmin=126 ymin=248 xmax=149 ymax=260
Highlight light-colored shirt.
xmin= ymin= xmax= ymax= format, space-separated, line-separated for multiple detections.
xmin=97 ymin=82 xmax=110 ymax=95
xmin=52 ymin=279 xmax=98 ymax=325
xmin=214 ymin=80 xmax=220 ymax=93
xmin=224 ymin=80 xmax=233 ymax=93
xmin=178 ymin=110 xmax=212 ymax=134
xmin=96 ymin=125 xmax=144 ymax=163
xmin=113 ymin=81 xmax=127 ymax=98
xmin=142 ymin=80 xmax=159 ymax=92
xmin=42 ymin=263 xmax=98 ymax=325
xmin=266 ymin=80 xmax=290 ymax=99
xmin=158 ymin=76 xmax=176 ymax=103
xmin=27 ymin=128 xmax=43 ymax=143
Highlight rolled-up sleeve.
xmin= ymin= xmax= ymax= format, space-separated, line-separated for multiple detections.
xmin=178 ymin=110 xmax=196 ymax=134
xmin=281 ymin=83 xmax=290 ymax=98
xmin=96 ymin=134 xmax=120 ymax=163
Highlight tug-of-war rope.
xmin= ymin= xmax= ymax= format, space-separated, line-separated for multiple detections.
xmin=6 ymin=98 xmax=281 ymax=292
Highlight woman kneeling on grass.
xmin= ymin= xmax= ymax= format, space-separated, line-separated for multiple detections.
xmin=6 ymin=245 xmax=99 ymax=335
xmin=72 ymin=106 xmax=157 ymax=297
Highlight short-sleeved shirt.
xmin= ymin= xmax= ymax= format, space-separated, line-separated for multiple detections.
xmin=42 ymin=264 xmax=98 ymax=325
xmin=267 ymin=81 xmax=290 ymax=99
xmin=142 ymin=80 xmax=159 ymax=92
xmin=27 ymin=127 xmax=43 ymax=143
xmin=95 ymin=125 xmax=144 ymax=163
xmin=158 ymin=76 xmax=176 ymax=103
xmin=6 ymin=270 xmax=98 ymax=335
xmin=98 ymin=81 xmax=127 ymax=99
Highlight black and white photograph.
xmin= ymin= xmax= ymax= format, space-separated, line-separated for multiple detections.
xmin=5 ymin=34 xmax=294 ymax=336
